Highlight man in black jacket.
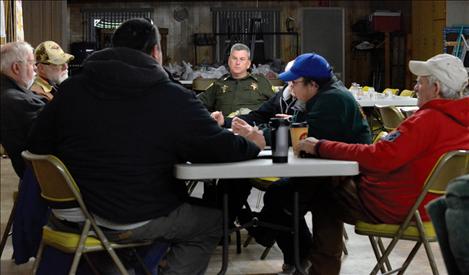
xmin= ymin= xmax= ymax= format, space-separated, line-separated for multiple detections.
xmin=1 ymin=41 xmax=45 ymax=178
xmin=27 ymin=18 xmax=265 ymax=275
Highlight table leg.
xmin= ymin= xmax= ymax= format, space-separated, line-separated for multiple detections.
xmin=294 ymin=191 xmax=307 ymax=275
xmin=218 ymin=180 xmax=228 ymax=275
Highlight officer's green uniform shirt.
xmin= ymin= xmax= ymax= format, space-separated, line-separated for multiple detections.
xmin=198 ymin=73 xmax=275 ymax=116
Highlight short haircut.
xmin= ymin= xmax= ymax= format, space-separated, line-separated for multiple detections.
xmin=112 ymin=18 xmax=160 ymax=55
xmin=302 ymin=75 xmax=332 ymax=88
xmin=0 ymin=41 xmax=34 ymax=73
xmin=427 ymin=75 xmax=462 ymax=99
xmin=230 ymin=43 xmax=251 ymax=59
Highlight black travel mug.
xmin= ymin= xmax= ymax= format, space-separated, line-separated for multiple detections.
xmin=270 ymin=118 xmax=290 ymax=163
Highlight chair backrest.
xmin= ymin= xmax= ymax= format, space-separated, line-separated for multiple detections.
xmin=268 ymin=79 xmax=285 ymax=87
xmin=21 ymin=151 xmax=90 ymax=216
xmin=372 ymin=131 xmax=388 ymax=144
xmin=403 ymin=150 xmax=469 ymax=227
xmin=399 ymin=89 xmax=415 ymax=97
xmin=375 ymin=105 xmax=406 ymax=131
xmin=192 ymin=78 xmax=216 ymax=92
xmin=425 ymin=150 xmax=469 ymax=194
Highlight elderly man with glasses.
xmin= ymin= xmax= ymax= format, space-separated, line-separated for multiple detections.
xmin=1 ymin=41 xmax=45 ymax=178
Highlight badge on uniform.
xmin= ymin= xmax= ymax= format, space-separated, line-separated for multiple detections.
xmin=221 ymin=85 xmax=228 ymax=93
xmin=250 ymin=82 xmax=258 ymax=91
xmin=382 ymin=131 xmax=400 ymax=142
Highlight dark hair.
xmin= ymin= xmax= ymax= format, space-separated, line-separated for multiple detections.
xmin=111 ymin=18 xmax=160 ymax=55
xmin=302 ymin=75 xmax=331 ymax=87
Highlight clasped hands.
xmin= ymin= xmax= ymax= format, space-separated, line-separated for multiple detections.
xmin=231 ymin=117 xmax=266 ymax=150
xmin=293 ymin=137 xmax=320 ymax=157
xmin=210 ymin=111 xmax=319 ymax=155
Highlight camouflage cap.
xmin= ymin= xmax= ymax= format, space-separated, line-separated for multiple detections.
xmin=35 ymin=41 xmax=74 ymax=65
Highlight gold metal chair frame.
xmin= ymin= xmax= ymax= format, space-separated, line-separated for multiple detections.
xmin=22 ymin=151 xmax=153 ymax=275
xmin=375 ymin=105 xmax=406 ymax=131
xmin=355 ymin=150 xmax=469 ymax=275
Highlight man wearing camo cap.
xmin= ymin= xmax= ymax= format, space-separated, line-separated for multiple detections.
xmin=31 ymin=41 xmax=74 ymax=102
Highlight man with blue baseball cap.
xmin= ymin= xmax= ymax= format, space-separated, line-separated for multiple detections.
xmin=251 ymin=53 xmax=371 ymax=274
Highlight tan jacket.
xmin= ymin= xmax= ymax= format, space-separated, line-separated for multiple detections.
xmin=31 ymin=75 xmax=54 ymax=102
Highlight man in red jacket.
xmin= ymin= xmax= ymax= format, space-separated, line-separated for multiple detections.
xmin=294 ymin=53 xmax=469 ymax=275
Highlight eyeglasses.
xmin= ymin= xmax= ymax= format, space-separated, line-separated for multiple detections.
xmin=290 ymin=79 xmax=304 ymax=86
xmin=19 ymin=59 xmax=36 ymax=66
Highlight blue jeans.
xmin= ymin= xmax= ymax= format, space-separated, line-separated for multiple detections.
xmin=426 ymin=175 xmax=469 ymax=275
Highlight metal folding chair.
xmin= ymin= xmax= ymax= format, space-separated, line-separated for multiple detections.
xmin=355 ymin=150 xmax=469 ymax=275
xmin=22 ymin=151 xmax=158 ymax=275
xmin=375 ymin=105 xmax=406 ymax=131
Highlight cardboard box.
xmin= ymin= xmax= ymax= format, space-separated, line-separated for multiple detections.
xmin=371 ymin=11 xmax=401 ymax=32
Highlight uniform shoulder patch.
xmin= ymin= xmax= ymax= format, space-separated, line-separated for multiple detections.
xmin=382 ymin=131 xmax=400 ymax=142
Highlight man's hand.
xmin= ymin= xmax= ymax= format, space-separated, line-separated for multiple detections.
xmin=211 ymin=111 xmax=224 ymax=127
xmin=232 ymin=117 xmax=265 ymax=150
xmin=231 ymin=117 xmax=253 ymax=137
xmin=293 ymin=137 xmax=319 ymax=157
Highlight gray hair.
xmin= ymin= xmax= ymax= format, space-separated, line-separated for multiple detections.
xmin=230 ymin=43 xmax=251 ymax=59
xmin=427 ymin=74 xmax=463 ymax=99
xmin=0 ymin=41 xmax=34 ymax=73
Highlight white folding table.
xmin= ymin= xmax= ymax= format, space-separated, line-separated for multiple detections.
xmin=357 ymin=95 xmax=417 ymax=107
xmin=174 ymin=150 xmax=359 ymax=275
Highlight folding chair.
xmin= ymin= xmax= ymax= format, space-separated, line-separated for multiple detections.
xmin=372 ymin=131 xmax=388 ymax=144
xmin=399 ymin=90 xmax=415 ymax=97
xmin=0 ymin=191 xmax=18 ymax=258
xmin=22 ymin=151 xmax=157 ymax=275
xmin=355 ymin=150 xmax=469 ymax=275
xmin=375 ymin=105 xmax=405 ymax=131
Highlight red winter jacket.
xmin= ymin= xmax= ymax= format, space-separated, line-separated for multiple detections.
xmin=317 ymin=98 xmax=469 ymax=223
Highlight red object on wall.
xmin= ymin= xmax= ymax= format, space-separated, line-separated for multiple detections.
xmin=371 ymin=11 xmax=401 ymax=32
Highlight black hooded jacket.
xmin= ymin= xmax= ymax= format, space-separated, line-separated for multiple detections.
xmin=27 ymin=47 xmax=260 ymax=223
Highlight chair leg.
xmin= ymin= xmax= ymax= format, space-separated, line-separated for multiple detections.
xmin=342 ymin=239 xmax=348 ymax=256
xmin=368 ymin=236 xmax=388 ymax=274
xmin=422 ymin=239 xmax=439 ymax=275
xmin=343 ymin=226 xmax=349 ymax=240
xmin=415 ymin=212 xmax=439 ymax=275
xmin=397 ymin=241 xmax=422 ymax=275
xmin=0 ymin=196 xmax=18 ymax=258
xmin=243 ymin=235 xmax=252 ymax=247
xmin=91 ymin=222 xmax=129 ymax=275
xmin=371 ymin=236 xmax=400 ymax=275
xmin=260 ymin=245 xmax=272 ymax=260
xmin=377 ymin=237 xmax=392 ymax=271
xmin=69 ymin=221 xmax=91 ymax=275
xmin=32 ymin=240 xmax=45 ymax=275
xmin=82 ymin=254 xmax=101 ymax=275
xmin=131 ymin=248 xmax=153 ymax=275
xmin=236 ymin=230 xmax=242 ymax=254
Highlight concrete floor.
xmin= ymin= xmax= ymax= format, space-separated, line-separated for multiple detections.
xmin=1 ymin=157 xmax=448 ymax=274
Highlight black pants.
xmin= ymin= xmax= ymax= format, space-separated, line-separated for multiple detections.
xmin=259 ymin=177 xmax=323 ymax=265
xmin=202 ymin=179 xmax=253 ymax=225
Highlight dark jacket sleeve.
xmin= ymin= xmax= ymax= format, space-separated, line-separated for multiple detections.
xmin=176 ymin=90 xmax=260 ymax=163
xmin=1 ymin=88 xmax=45 ymax=177
xmin=230 ymin=92 xmax=281 ymax=128
xmin=27 ymin=94 xmax=59 ymax=154
xmin=197 ymin=84 xmax=217 ymax=112
xmin=306 ymin=92 xmax=351 ymax=142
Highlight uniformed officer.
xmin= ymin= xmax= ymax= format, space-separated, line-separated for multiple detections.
xmin=198 ymin=43 xmax=275 ymax=116
xmin=31 ymin=41 xmax=74 ymax=102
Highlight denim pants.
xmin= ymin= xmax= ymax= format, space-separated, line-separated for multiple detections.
xmin=426 ymin=175 xmax=469 ymax=275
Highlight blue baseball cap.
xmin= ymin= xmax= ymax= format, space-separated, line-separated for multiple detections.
xmin=278 ymin=53 xmax=332 ymax=82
